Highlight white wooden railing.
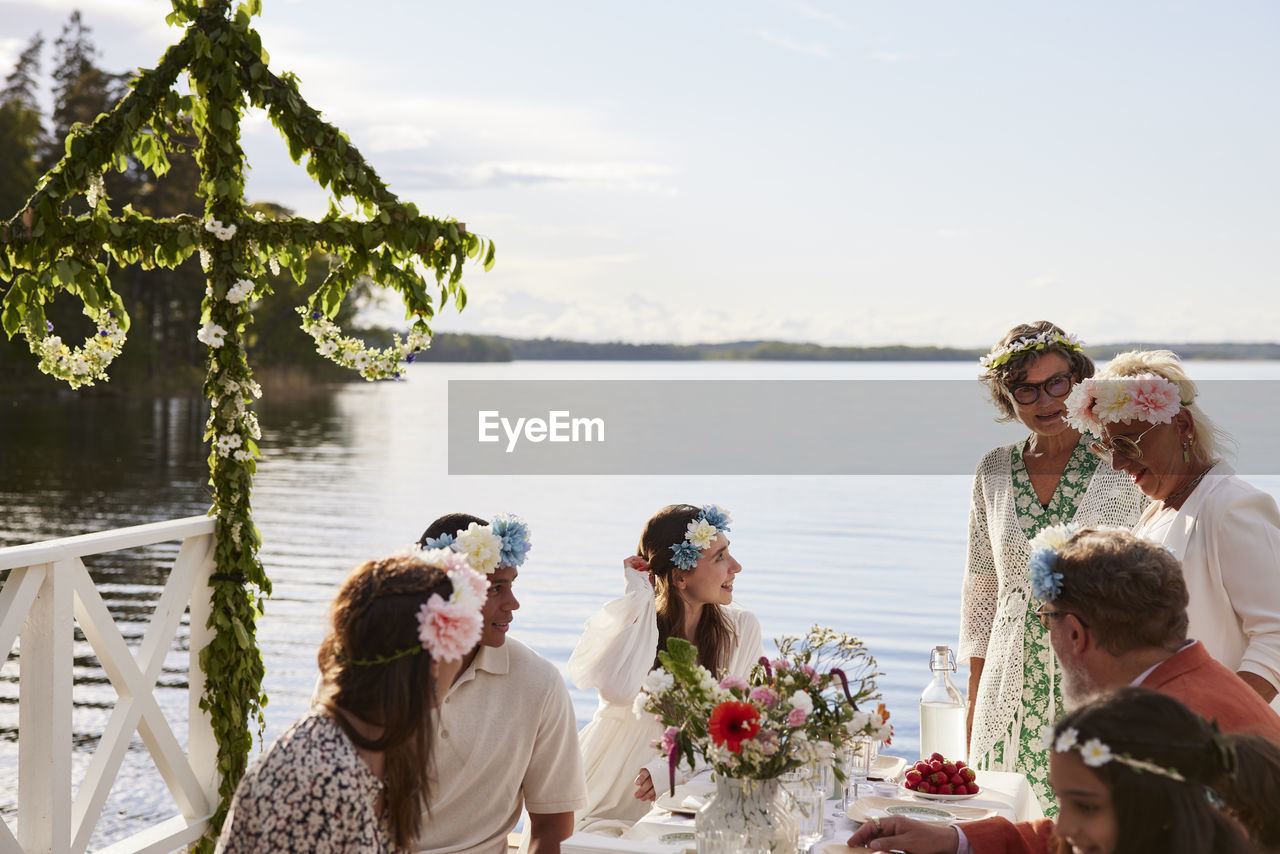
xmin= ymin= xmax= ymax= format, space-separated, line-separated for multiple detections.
xmin=0 ymin=517 xmax=220 ymax=854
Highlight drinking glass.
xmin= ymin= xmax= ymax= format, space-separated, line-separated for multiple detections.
xmin=698 ymin=827 xmax=751 ymax=854
xmin=840 ymin=736 xmax=874 ymax=811
xmin=781 ymin=766 xmax=827 ymax=851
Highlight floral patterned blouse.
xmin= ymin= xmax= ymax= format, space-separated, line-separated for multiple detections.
xmin=215 ymin=711 xmax=397 ymax=853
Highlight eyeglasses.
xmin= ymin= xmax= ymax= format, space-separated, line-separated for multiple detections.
xmin=1089 ymin=422 xmax=1160 ymax=461
xmin=1034 ymin=601 xmax=1085 ymax=629
xmin=1008 ymin=372 xmax=1073 ymax=406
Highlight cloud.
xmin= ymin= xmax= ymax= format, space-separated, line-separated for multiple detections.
xmin=870 ymin=51 xmax=907 ymax=63
xmin=399 ymin=160 xmax=677 ymax=193
xmin=936 ymin=228 xmax=968 ymax=241
xmin=788 ymin=1 xmax=850 ymax=30
xmin=756 ymin=29 xmax=831 ymax=60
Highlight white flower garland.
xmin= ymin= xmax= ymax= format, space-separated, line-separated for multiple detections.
xmin=297 ymin=306 xmax=431 ymax=381
xmin=22 ymin=309 xmax=127 ymax=389
xmin=979 ymin=330 xmax=1085 ymax=371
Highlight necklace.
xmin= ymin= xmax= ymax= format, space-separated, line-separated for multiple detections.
xmin=1162 ymin=464 xmax=1214 ymax=510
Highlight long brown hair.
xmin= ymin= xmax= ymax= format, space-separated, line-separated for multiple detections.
xmin=639 ymin=504 xmax=735 ymax=673
xmin=316 ymin=555 xmax=454 ymax=848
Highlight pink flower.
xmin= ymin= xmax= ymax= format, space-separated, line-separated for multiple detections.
xmin=769 ymin=658 xmax=789 ymax=671
xmin=417 ymin=595 xmax=482 ymax=661
xmin=719 ymin=674 xmax=749 ymax=691
xmin=1129 ymin=374 xmax=1182 ymax=424
xmin=661 ymin=726 xmax=680 ymax=754
xmin=787 ymin=707 xmax=808 ymax=727
xmin=800 ymin=665 xmax=817 ymax=679
xmin=749 ymin=686 xmax=778 ymax=707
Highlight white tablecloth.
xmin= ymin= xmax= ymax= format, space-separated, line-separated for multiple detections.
xmin=563 ymin=768 xmax=1043 ymax=853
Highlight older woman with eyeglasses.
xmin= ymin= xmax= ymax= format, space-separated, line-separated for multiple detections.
xmin=961 ymin=322 xmax=1147 ymax=816
xmin=1067 ymin=349 xmax=1280 ymax=706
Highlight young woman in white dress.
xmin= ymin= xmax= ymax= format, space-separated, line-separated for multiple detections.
xmin=569 ymin=504 xmax=765 ymax=832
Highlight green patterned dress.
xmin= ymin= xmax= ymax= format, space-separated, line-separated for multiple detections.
xmin=960 ymin=436 xmax=1146 ymax=818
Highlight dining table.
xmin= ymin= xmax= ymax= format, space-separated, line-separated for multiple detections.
xmin=561 ymin=762 xmax=1045 ymax=854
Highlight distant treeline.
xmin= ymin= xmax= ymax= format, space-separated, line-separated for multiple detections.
xmin=412 ymin=336 xmax=1280 ymax=363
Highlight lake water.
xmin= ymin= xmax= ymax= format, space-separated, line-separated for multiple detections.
xmin=3 ymin=359 xmax=1279 ymax=847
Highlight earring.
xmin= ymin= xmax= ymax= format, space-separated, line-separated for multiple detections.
xmin=1183 ymin=435 xmax=1194 ymax=463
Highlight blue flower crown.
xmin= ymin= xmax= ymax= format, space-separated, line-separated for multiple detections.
xmin=421 ymin=514 xmax=532 ymax=570
xmin=1027 ymin=523 xmax=1078 ymax=601
xmin=669 ymin=505 xmax=732 ymax=571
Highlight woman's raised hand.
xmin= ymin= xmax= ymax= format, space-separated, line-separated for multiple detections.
xmin=623 ymin=555 xmax=653 ymax=586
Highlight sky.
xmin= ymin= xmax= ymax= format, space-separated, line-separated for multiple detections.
xmin=2 ymin=0 xmax=1278 ymax=347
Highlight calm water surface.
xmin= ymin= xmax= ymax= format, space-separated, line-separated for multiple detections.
xmin=3 ymin=360 xmax=1278 ymax=847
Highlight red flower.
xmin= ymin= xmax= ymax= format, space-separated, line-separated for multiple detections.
xmin=708 ymin=701 xmax=761 ymax=753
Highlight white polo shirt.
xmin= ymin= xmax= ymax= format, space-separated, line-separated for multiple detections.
xmin=414 ymin=638 xmax=588 ymax=853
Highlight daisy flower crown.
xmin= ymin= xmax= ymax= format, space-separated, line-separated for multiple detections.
xmin=1064 ymin=374 xmax=1190 ymax=437
xmin=1047 ymin=726 xmax=1187 ymax=782
xmin=979 ymin=330 xmax=1084 ymax=371
xmin=346 ymin=548 xmax=489 ymax=666
xmin=419 ymin=514 xmax=532 ymax=575
xmin=670 ymin=505 xmax=732 ymax=571
xmin=1026 ymin=523 xmax=1078 ymax=601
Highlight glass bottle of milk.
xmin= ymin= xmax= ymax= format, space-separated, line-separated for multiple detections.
xmin=919 ymin=644 xmax=967 ymax=761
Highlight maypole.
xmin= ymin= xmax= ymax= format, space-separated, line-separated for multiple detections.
xmin=0 ymin=0 xmax=494 ymax=844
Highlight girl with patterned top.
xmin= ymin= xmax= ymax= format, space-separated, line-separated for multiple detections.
xmin=216 ymin=551 xmax=487 ymax=853
xmin=960 ymin=322 xmax=1146 ymax=815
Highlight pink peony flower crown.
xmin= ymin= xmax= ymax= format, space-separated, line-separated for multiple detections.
xmin=1064 ymin=374 xmax=1189 ymax=437
xmin=346 ymin=548 xmax=488 ymax=666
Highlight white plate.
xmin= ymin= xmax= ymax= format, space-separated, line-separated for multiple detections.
xmin=653 ymin=782 xmax=715 ymax=815
xmin=884 ymin=803 xmax=956 ymax=822
xmin=899 ymin=785 xmax=981 ymax=801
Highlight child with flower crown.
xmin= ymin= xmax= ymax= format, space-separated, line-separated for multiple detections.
xmin=849 ymin=688 xmax=1280 ymax=854
xmin=217 ymin=551 xmax=487 ymax=853
xmin=568 ymin=504 xmax=766 ymax=832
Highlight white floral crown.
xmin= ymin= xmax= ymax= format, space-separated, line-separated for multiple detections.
xmin=1064 ymin=374 xmax=1188 ymax=437
xmin=669 ymin=505 xmax=732 ymax=570
xmin=979 ymin=330 xmax=1084 ymax=371
xmin=1046 ymin=726 xmax=1187 ymax=782
xmin=346 ymin=548 xmax=488 ymax=665
xmin=418 ymin=514 xmax=532 ymax=575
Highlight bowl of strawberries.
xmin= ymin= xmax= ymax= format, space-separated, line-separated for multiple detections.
xmin=901 ymin=753 xmax=981 ymax=801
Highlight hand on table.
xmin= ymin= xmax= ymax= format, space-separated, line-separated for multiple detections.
xmin=847 ymin=815 xmax=959 ymax=853
xmin=634 ymin=768 xmax=656 ymax=801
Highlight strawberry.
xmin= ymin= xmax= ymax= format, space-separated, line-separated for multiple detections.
xmin=930 ymin=752 xmax=945 ymax=762
xmin=961 ymin=768 xmax=976 ymax=783
xmin=949 ymin=773 xmax=964 ymax=787
xmin=918 ymin=782 xmax=934 ymax=795
xmin=905 ymin=770 xmax=923 ymax=787
xmin=914 ymin=761 xmax=932 ymax=774
xmin=941 ymin=762 xmax=958 ymax=776
xmin=936 ymin=783 xmax=954 ymax=795
xmin=929 ymin=760 xmax=943 ymax=773
xmin=955 ymin=760 xmax=968 ymax=770
xmin=965 ymin=783 xmax=981 ymax=795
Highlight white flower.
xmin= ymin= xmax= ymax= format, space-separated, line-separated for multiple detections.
xmin=353 ymin=351 xmax=373 ymax=370
xmin=632 ymin=692 xmax=650 ymax=720
xmin=226 ymin=278 xmax=255 ymax=304
xmin=1054 ymin=727 xmax=1079 ymax=754
xmin=685 ymin=518 xmax=719 ymax=549
xmin=199 ymin=248 xmax=212 ymax=271
xmin=1079 ymin=738 xmax=1113 ymax=767
xmin=454 ymin=522 xmax=503 ymax=574
xmin=72 ymin=361 xmax=90 ymax=375
xmin=789 ymin=690 xmax=814 ymax=715
xmin=197 ymin=322 xmax=227 ymax=348
xmin=215 ymin=433 xmax=242 ymax=457
xmin=232 ymin=449 xmax=253 ymax=462
xmin=204 ymin=219 xmax=236 ymax=241
xmin=1028 ymin=523 xmax=1078 ymax=553
xmin=317 ymin=339 xmax=338 ymax=356
xmin=642 ymin=668 xmax=675 ymax=695
xmin=85 ymin=172 xmax=105 ymax=208
xmin=847 ymin=710 xmax=872 ymax=735
xmin=1040 ymin=725 xmax=1057 ymax=750
xmin=268 ymin=256 xmax=281 ymax=276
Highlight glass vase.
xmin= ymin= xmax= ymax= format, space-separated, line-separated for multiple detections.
xmin=696 ymin=774 xmax=798 ymax=853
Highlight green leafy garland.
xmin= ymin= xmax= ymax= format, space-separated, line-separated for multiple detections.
xmin=0 ymin=0 xmax=493 ymax=846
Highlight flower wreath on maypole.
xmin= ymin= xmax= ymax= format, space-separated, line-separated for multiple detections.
xmin=0 ymin=0 xmax=495 ymax=847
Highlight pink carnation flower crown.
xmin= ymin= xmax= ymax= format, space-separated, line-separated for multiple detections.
xmin=345 ymin=548 xmax=489 ymax=667
xmin=1064 ymin=374 xmax=1188 ymax=437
